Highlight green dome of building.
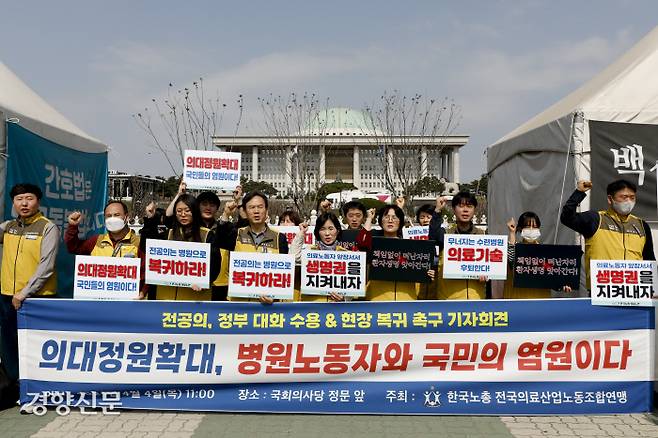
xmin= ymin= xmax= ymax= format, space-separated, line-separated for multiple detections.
xmin=302 ymin=107 xmax=384 ymax=136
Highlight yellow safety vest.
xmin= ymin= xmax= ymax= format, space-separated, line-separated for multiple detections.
xmin=1 ymin=213 xmax=57 ymax=296
xmin=91 ymin=230 xmax=140 ymax=258
xmin=584 ymin=210 xmax=646 ymax=288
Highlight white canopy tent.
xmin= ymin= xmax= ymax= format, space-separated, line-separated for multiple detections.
xmin=0 ymin=61 xmax=107 ymax=218
xmin=487 ymin=26 xmax=658 ymax=248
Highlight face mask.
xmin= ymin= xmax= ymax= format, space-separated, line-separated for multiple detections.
xmin=520 ymin=228 xmax=541 ymax=242
xmin=612 ymin=200 xmax=635 ymax=216
xmin=105 ymin=216 xmax=126 ymax=233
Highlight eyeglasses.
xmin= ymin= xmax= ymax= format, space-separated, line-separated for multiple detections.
xmin=382 ymin=215 xmax=400 ymax=222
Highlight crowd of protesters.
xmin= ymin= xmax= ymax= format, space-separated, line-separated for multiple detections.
xmin=0 ymin=178 xmax=654 ymax=391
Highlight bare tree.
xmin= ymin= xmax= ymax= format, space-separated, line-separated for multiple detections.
xmin=361 ymin=91 xmax=462 ymax=215
xmin=133 ymin=78 xmax=242 ymax=175
xmin=256 ymin=92 xmax=333 ymax=216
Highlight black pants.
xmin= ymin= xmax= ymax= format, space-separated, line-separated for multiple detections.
xmin=0 ymin=295 xmax=19 ymax=383
xmin=211 ymin=286 xmax=228 ymax=301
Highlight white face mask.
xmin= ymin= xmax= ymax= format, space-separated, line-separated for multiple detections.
xmin=520 ymin=228 xmax=541 ymax=242
xmin=105 ymin=216 xmax=126 ymax=233
xmin=612 ymin=200 xmax=635 ymax=216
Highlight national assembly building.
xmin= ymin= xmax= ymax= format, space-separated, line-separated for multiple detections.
xmin=213 ymin=107 xmax=467 ymax=196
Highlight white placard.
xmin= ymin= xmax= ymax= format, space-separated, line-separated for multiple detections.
xmin=74 ymin=255 xmax=141 ymax=300
xmin=183 ymin=149 xmax=241 ymax=190
xmin=590 ymin=259 xmax=658 ymax=307
xmin=146 ymin=240 xmax=211 ymax=289
xmin=228 ymin=252 xmax=295 ymax=300
xmin=403 ymin=226 xmax=429 ymax=240
xmin=301 ymin=250 xmax=367 ymax=297
xmin=442 ymin=234 xmax=508 ymax=280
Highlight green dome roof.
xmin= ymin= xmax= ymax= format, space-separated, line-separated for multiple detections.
xmin=302 ymin=107 xmax=384 ymax=136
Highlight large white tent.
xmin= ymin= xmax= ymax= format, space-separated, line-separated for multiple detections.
xmin=487 ymin=26 xmax=658 ymax=250
xmin=0 ymin=61 xmax=107 ymax=218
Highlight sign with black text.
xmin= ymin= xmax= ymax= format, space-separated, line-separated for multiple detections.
xmin=512 ymin=244 xmax=582 ymax=290
xmin=590 ymin=120 xmax=658 ymax=221
xmin=369 ymin=237 xmax=434 ymax=283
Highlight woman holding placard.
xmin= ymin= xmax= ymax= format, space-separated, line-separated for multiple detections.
xmin=143 ymin=194 xmax=219 ymax=301
xmin=291 ymin=212 xmax=349 ymax=302
xmin=501 ymin=212 xmax=573 ymax=299
xmin=357 ymin=205 xmax=435 ymax=301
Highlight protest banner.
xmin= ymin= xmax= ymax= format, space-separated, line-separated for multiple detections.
xmin=336 ymin=229 xmax=359 ymax=251
xmin=402 ymin=226 xmax=429 ymax=240
xmin=73 ymin=256 xmax=141 ymax=300
xmin=590 ymin=260 xmax=658 ymax=307
xmin=228 ymin=252 xmax=295 ymax=300
xmin=370 ymin=237 xmax=434 ymax=283
xmin=300 ymin=250 xmax=367 ymax=297
xmin=183 ymin=149 xmax=241 ymax=191
xmin=18 ymin=298 xmax=655 ymax=415
xmin=443 ymin=235 xmax=507 ymax=280
xmin=512 ymin=244 xmax=582 ymax=290
xmin=273 ymin=226 xmax=315 ymax=247
xmin=145 ymin=240 xmax=211 ymax=289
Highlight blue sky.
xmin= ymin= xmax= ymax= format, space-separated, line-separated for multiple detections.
xmin=1 ymin=1 xmax=657 ymax=181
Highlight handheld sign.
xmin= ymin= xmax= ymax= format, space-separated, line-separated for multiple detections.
xmin=402 ymin=226 xmax=429 ymax=240
xmin=337 ymin=229 xmax=359 ymax=251
xmin=74 ymin=255 xmax=141 ymax=300
xmin=146 ymin=240 xmax=211 ymax=289
xmin=228 ymin=252 xmax=296 ymax=300
xmin=301 ymin=250 xmax=367 ymax=297
xmin=513 ymin=244 xmax=582 ymax=290
xmin=590 ymin=260 xmax=658 ymax=307
xmin=273 ymin=226 xmax=315 ymax=247
xmin=442 ymin=234 xmax=508 ymax=280
xmin=183 ymin=149 xmax=241 ymax=190
xmin=370 ymin=237 xmax=434 ymax=283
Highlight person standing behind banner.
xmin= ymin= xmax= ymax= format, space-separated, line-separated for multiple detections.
xmin=197 ymin=186 xmax=242 ymax=302
xmin=357 ymin=205 xmax=435 ymax=301
xmin=215 ymin=191 xmax=289 ymax=304
xmin=342 ymin=201 xmax=367 ymax=231
xmin=291 ymin=213 xmax=349 ymax=302
xmin=560 ymin=179 xmax=655 ymax=289
xmin=65 ymin=200 xmax=147 ymax=299
xmin=0 ymin=183 xmax=59 ymax=387
xmin=416 ymin=204 xmax=434 ymax=227
xmin=279 ymin=209 xmax=302 ymax=227
xmin=501 ymin=212 xmax=573 ymax=299
xmin=143 ymin=194 xmax=220 ymax=301
xmin=429 ymin=191 xmax=487 ymax=300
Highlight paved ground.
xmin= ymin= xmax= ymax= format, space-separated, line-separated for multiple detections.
xmin=1 ymin=407 xmax=658 ymax=437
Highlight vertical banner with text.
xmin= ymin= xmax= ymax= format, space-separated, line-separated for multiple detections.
xmin=4 ymin=123 xmax=108 ymax=297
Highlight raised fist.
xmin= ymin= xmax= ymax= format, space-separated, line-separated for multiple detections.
xmin=577 ymin=180 xmax=592 ymax=193
xmin=68 ymin=211 xmax=83 ymax=226
xmin=145 ymin=201 xmax=157 ymax=219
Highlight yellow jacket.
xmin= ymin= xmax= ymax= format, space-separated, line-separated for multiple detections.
xmin=1 ymin=213 xmax=58 ymax=298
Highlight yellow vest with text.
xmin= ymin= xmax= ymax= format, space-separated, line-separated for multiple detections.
xmin=91 ymin=230 xmax=140 ymax=258
xmin=1 ymin=213 xmax=57 ymax=296
xmin=437 ymin=224 xmax=486 ymax=300
xmin=156 ymin=227 xmax=212 ymax=301
xmin=584 ymin=210 xmax=646 ymax=288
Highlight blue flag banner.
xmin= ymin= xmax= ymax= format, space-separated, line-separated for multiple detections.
xmin=4 ymin=122 xmax=108 ymax=297
xmin=18 ymin=298 xmax=655 ymax=415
